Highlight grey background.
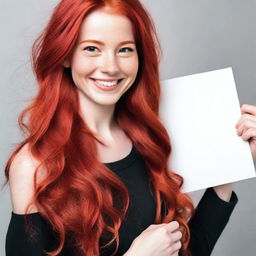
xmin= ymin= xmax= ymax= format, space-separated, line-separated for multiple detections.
xmin=1 ymin=0 xmax=256 ymax=255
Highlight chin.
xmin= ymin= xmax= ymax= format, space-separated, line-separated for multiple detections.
xmin=94 ymin=98 xmax=120 ymax=106
xmin=95 ymin=95 xmax=125 ymax=105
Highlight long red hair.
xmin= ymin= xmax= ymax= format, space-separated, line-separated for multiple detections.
xmin=3 ymin=0 xmax=194 ymax=255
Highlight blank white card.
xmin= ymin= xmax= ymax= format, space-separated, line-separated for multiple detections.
xmin=160 ymin=67 xmax=256 ymax=192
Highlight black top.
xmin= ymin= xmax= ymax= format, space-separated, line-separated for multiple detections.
xmin=5 ymin=144 xmax=238 ymax=256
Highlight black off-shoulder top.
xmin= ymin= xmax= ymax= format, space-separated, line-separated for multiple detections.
xmin=5 ymin=144 xmax=238 ymax=255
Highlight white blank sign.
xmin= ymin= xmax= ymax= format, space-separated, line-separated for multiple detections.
xmin=160 ymin=67 xmax=256 ymax=192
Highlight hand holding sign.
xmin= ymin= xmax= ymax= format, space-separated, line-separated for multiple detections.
xmin=235 ymin=104 xmax=256 ymax=161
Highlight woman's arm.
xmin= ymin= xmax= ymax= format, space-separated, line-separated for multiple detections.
xmin=5 ymin=212 xmax=56 ymax=256
xmin=6 ymin=145 xmax=56 ymax=255
xmin=212 ymin=183 xmax=233 ymax=202
xmin=188 ymin=186 xmax=238 ymax=256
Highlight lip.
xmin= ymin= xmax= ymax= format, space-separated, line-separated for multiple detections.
xmin=91 ymin=78 xmax=123 ymax=91
xmin=90 ymin=78 xmax=123 ymax=82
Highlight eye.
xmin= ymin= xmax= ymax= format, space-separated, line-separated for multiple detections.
xmin=83 ymin=46 xmax=98 ymax=52
xmin=119 ymin=47 xmax=134 ymax=53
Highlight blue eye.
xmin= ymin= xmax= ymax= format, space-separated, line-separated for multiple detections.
xmin=119 ymin=47 xmax=134 ymax=53
xmin=83 ymin=46 xmax=98 ymax=52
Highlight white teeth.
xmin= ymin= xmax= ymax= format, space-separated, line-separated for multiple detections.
xmin=96 ymin=80 xmax=118 ymax=87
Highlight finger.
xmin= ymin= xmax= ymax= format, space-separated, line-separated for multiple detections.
xmin=241 ymin=104 xmax=256 ymax=116
xmin=236 ymin=120 xmax=256 ymax=136
xmin=241 ymin=128 xmax=256 ymax=141
xmin=166 ymin=221 xmax=179 ymax=233
xmin=171 ymin=251 xmax=179 ymax=256
xmin=171 ymin=230 xmax=182 ymax=242
xmin=235 ymin=113 xmax=256 ymax=128
xmin=170 ymin=241 xmax=182 ymax=255
xmin=236 ymin=119 xmax=256 ymax=135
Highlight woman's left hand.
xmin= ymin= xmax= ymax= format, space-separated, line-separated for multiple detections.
xmin=235 ymin=104 xmax=256 ymax=161
xmin=213 ymin=104 xmax=256 ymax=202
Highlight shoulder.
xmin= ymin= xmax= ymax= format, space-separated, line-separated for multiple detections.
xmin=8 ymin=143 xmax=47 ymax=214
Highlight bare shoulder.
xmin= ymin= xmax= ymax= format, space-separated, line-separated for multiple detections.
xmin=8 ymin=143 xmax=47 ymax=214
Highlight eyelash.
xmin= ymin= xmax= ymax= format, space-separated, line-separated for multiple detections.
xmin=83 ymin=46 xmax=134 ymax=53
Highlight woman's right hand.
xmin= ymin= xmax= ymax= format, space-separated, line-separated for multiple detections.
xmin=124 ymin=221 xmax=182 ymax=256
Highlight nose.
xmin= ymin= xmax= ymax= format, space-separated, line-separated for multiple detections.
xmin=99 ymin=52 xmax=120 ymax=75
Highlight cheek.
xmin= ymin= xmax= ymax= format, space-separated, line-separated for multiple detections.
xmin=122 ymin=57 xmax=139 ymax=77
xmin=71 ymin=58 xmax=95 ymax=82
xmin=70 ymin=63 xmax=90 ymax=89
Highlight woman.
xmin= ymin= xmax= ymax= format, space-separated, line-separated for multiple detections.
xmin=3 ymin=0 xmax=256 ymax=255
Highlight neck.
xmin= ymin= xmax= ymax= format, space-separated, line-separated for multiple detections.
xmin=78 ymin=91 xmax=119 ymax=142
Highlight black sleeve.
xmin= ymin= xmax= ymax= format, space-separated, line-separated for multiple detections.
xmin=5 ymin=212 xmax=56 ymax=256
xmin=188 ymin=187 xmax=238 ymax=256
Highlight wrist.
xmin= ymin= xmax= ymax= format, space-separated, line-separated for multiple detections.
xmin=212 ymin=183 xmax=233 ymax=202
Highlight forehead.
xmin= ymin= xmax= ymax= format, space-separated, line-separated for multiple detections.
xmin=78 ymin=9 xmax=135 ymax=41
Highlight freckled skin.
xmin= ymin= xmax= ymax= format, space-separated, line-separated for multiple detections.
xmin=64 ymin=9 xmax=139 ymax=107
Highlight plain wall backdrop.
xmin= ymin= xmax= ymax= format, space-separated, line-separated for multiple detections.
xmin=1 ymin=0 xmax=256 ymax=255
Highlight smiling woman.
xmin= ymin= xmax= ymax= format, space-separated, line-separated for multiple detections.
xmin=63 ymin=10 xmax=139 ymax=105
xmin=3 ymin=0 xmax=238 ymax=256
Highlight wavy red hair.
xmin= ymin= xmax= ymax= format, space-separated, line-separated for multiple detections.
xmin=3 ymin=0 xmax=194 ymax=255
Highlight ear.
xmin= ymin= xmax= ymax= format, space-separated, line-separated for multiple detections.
xmin=63 ymin=59 xmax=70 ymax=68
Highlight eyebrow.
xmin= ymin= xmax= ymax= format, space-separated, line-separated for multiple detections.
xmin=79 ymin=39 xmax=135 ymax=46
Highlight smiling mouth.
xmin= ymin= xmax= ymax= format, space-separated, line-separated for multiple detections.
xmin=90 ymin=78 xmax=123 ymax=83
xmin=90 ymin=78 xmax=124 ymax=90
xmin=90 ymin=77 xmax=123 ymax=86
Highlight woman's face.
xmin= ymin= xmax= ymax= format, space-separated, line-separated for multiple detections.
xmin=64 ymin=9 xmax=139 ymax=106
